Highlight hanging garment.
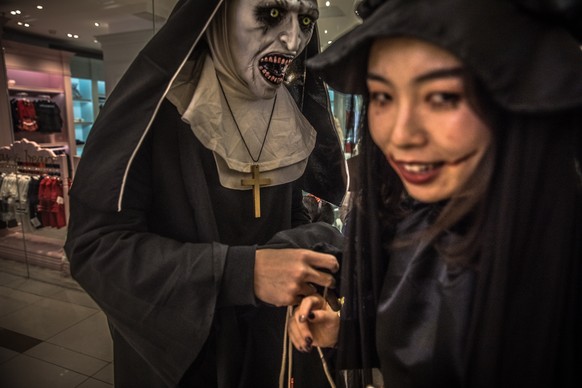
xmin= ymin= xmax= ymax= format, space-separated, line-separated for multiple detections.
xmin=14 ymin=175 xmax=32 ymax=232
xmin=38 ymin=176 xmax=53 ymax=227
xmin=35 ymin=99 xmax=64 ymax=133
xmin=27 ymin=176 xmax=43 ymax=229
xmin=16 ymin=99 xmax=39 ymax=132
xmin=49 ymin=177 xmax=66 ymax=228
xmin=0 ymin=173 xmax=19 ymax=228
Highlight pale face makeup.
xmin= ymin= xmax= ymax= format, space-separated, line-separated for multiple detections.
xmin=366 ymin=37 xmax=492 ymax=203
xmin=227 ymin=0 xmax=318 ymax=99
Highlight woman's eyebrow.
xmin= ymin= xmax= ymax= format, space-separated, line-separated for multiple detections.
xmin=413 ymin=67 xmax=465 ymax=84
xmin=367 ymin=67 xmax=464 ymax=86
xmin=367 ymin=72 xmax=392 ymax=86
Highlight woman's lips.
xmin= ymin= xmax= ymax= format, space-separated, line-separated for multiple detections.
xmin=388 ymin=150 xmax=477 ymax=185
xmin=389 ymin=158 xmax=444 ymax=185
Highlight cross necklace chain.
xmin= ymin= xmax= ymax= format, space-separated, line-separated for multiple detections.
xmin=217 ymin=78 xmax=277 ymax=218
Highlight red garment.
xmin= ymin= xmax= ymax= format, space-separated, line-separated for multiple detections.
xmin=16 ymin=99 xmax=38 ymax=132
xmin=36 ymin=177 xmax=67 ymax=228
xmin=37 ymin=177 xmax=52 ymax=226
xmin=50 ymin=178 xmax=66 ymax=228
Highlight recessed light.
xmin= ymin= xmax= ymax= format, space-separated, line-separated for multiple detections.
xmin=94 ymin=22 xmax=101 ymax=27
xmin=37 ymin=5 xmax=44 ymax=10
xmin=24 ymin=23 xmax=30 ymax=28
xmin=326 ymin=1 xmax=331 ymax=6
xmin=328 ymin=41 xmax=332 ymax=44
xmin=11 ymin=10 xmax=22 ymax=15
xmin=73 ymin=34 xmax=79 ymax=39
xmin=17 ymin=21 xmax=23 ymax=25
xmin=324 ymin=30 xmax=328 ymax=34
xmin=67 ymin=33 xmax=73 ymax=38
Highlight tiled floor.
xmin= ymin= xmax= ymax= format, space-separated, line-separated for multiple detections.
xmin=0 ymin=259 xmax=113 ymax=388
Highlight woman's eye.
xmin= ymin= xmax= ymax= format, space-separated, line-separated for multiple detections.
xmin=369 ymin=92 xmax=392 ymax=106
xmin=428 ymin=92 xmax=462 ymax=109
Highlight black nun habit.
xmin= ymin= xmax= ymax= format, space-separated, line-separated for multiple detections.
xmin=64 ymin=0 xmax=347 ymax=387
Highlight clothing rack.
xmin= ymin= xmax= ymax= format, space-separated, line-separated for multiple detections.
xmin=0 ymin=138 xmax=70 ymax=219
xmin=12 ymin=92 xmax=52 ymax=100
xmin=10 ymin=93 xmax=64 ymax=134
xmin=0 ymin=139 xmax=70 ymax=275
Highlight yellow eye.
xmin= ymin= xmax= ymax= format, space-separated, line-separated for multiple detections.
xmin=302 ymin=16 xmax=312 ymax=26
xmin=270 ymin=8 xmax=280 ymax=18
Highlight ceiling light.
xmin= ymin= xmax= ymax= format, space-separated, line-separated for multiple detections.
xmin=94 ymin=22 xmax=101 ymax=27
xmin=328 ymin=41 xmax=332 ymax=44
xmin=67 ymin=33 xmax=73 ymax=38
xmin=324 ymin=30 xmax=328 ymax=34
xmin=17 ymin=21 xmax=23 ymax=25
xmin=24 ymin=23 xmax=30 ymax=28
xmin=11 ymin=10 xmax=22 ymax=15
xmin=73 ymin=34 xmax=79 ymax=39
xmin=37 ymin=5 xmax=44 ymax=10
xmin=326 ymin=1 xmax=331 ymax=6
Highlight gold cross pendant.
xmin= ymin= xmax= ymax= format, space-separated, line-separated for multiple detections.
xmin=241 ymin=164 xmax=272 ymax=218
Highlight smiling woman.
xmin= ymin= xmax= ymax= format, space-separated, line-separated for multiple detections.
xmin=290 ymin=0 xmax=582 ymax=386
xmin=366 ymin=38 xmax=492 ymax=203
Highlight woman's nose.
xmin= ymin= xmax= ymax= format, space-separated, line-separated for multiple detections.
xmin=390 ymin=103 xmax=427 ymax=148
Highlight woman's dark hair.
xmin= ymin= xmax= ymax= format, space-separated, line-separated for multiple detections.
xmin=343 ymin=66 xmax=582 ymax=386
xmin=329 ymin=1 xmax=582 ymax=385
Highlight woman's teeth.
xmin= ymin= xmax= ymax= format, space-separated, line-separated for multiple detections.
xmin=402 ymin=162 xmax=443 ymax=173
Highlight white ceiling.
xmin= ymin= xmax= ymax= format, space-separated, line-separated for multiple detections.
xmin=0 ymin=0 xmax=362 ymax=55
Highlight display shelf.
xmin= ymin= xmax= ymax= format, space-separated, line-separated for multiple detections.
xmin=8 ymin=86 xmax=65 ymax=95
xmin=2 ymin=41 xmax=75 ymax=154
xmin=8 ymin=72 xmax=69 ymax=147
xmin=6 ymin=68 xmax=65 ymax=91
xmin=68 ymin=56 xmax=106 ymax=157
xmin=71 ymin=77 xmax=102 ymax=156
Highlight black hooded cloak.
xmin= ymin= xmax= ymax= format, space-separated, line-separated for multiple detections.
xmin=308 ymin=0 xmax=582 ymax=386
xmin=64 ymin=0 xmax=346 ymax=387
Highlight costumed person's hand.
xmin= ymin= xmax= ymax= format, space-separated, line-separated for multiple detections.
xmin=289 ymin=294 xmax=339 ymax=351
xmin=254 ymin=248 xmax=338 ymax=306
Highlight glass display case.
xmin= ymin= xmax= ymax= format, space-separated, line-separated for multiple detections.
xmin=70 ymin=56 xmax=105 ymax=156
xmin=72 ymin=77 xmax=94 ymax=155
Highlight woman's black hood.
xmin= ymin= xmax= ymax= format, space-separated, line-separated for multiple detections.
xmin=71 ymin=0 xmax=347 ymax=211
xmin=318 ymin=1 xmax=582 ymax=386
xmin=308 ymin=0 xmax=582 ymax=113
